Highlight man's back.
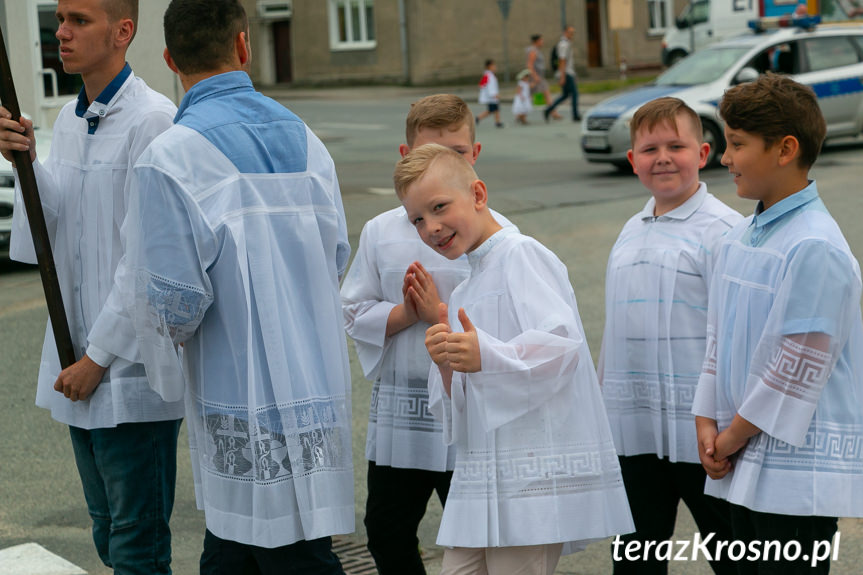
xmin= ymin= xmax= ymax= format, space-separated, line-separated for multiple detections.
xmin=127 ymin=71 xmax=354 ymax=548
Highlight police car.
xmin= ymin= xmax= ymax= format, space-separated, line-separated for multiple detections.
xmin=581 ymin=23 xmax=863 ymax=170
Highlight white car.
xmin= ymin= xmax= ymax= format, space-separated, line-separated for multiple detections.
xmin=0 ymin=128 xmax=52 ymax=260
xmin=581 ymin=24 xmax=863 ymax=170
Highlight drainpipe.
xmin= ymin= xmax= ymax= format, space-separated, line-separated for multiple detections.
xmin=399 ymin=0 xmax=410 ymax=85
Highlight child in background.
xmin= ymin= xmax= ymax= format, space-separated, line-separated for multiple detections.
xmin=600 ymin=97 xmax=740 ymax=574
xmin=512 ymin=69 xmax=533 ymax=125
xmin=398 ymin=143 xmax=633 ymax=575
xmin=476 ymin=59 xmax=503 ymax=128
xmin=341 ymin=95 xmax=514 ymax=575
xmin=693 ymin=74 xmax=863 ymax=574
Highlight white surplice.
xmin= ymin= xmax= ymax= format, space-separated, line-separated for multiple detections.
xmin=601 ymin=185 xmax=742 ymax=462
xmin=692 ymin=182 xmax=863 ymax=517
xmin=429 ymin=227 xmax=634 ymax=551
xmin=10 ymin=69 xmax=183 ymax=429
xmin=341 ymin=206 xmax=514 ymax=472
xmin=122 ymin=72 xmax=354 ymax=547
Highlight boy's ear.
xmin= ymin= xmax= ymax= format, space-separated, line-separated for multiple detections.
xmin=776 ymin=135 xmax=801 ymax=167
xmin=471 ymin=179 xmax=488 ymax=209
xmin=626 ymin=149 xmax=637 ymax=173
xmin=469 ymin=142 xmax=482 ymax=166
xmin=164 ymin=48 xmax=180 ymax=75
xmin=398 ymin=144 xmax=410 ymax=158
xmin=698 ymin=142 xmax=710 ymax=169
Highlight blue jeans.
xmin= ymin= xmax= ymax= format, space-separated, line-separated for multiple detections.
xmin=69 ymin=419 xmax=182 ymax=575
xmin=200 ymin=529 xmax=345 ymax=575
xmin=546 ymin=73 xmax=580 ymax=120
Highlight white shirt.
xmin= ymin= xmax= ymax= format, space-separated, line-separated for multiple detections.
xmin=123 ymin=72 xmax=354 ymax=547
xmin=478 ymin=70 xmax=500 ymax=104
xmin=341 ymin=206 xmax=514 ymax=472
xmin=430 ymin=227 xmax=633 ymax=550
xmin=10 ymin=67 xmax=183 ymax=429
xmin=601 ymin=185 xmax=742 ymax=462
xmin=692 ymin=182 xmax=863 ymax=517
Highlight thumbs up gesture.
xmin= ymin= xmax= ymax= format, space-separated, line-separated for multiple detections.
xmin=425 ymin=302 xmax=451 ymax=369
xmin=445 ymin=308 xmax=481 ymax=373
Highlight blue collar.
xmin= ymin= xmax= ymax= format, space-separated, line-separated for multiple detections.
xmin=75 ymin=62 xmax=131 ymax=118
xmin=752 ymin=181 xmax=819 ymax=229
xmin=174 ymin=71 xmax=254 ymax=123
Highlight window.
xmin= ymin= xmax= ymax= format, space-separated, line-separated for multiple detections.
xmin=328 ymin=0 xmax=376 ymax=50
xmin=803 ymin=37 xmax=860 ymax=72
xmin=647 ymin=0 xmax=675 ymax=34
xmin=38 ymin=4 xmax=82 ymax=97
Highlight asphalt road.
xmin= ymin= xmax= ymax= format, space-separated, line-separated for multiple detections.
xmin=2 ymin=85 xmax=863 ymax=574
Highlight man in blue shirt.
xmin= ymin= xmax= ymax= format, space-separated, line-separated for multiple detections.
xmin=123 ymin=1 xmax=353 ymax=573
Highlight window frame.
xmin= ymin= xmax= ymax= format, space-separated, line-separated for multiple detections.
xmin=647 ymin=0 xmax=675 ymax=36
xmin=327 ymin=0 xmax=376 ymax=51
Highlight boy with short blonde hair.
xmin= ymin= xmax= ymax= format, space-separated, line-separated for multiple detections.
xmin=341 ymin=94 xmax=512 ymax=574
xmin=602 ymin=97 xmax=741 ymax=574
xmin=403 ymin=143 xmax=633 ymax=575
xmin=693 ymin=74 xmax=863 ymax=574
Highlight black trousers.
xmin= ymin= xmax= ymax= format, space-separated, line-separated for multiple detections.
xmin=199 ymin=529 xmax=344 ymax=575
xmin=364 ymin=460 xmax=453 ymax=575
xmin=612 ymin=454 xmax=736 ymax=575
xmin=728 ymin=504 xmax=838 ymax=574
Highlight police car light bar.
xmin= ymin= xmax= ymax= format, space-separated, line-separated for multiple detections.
xmin=749 ymin=14 xmax=822 ymax=31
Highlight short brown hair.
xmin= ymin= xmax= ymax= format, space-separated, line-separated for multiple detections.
xmin=405 ymin=94 xmax=475 ymax=148
xmin=102 ymin=0 xmax=138 ymax=42
xmin=165 ymin=0 xmax=248 ymax=76
xmin=630 ymin=97 xmax=703 ymax=145
xmin=719 ymin=73 xmax=825 ymax=169
xmin=393 ymin=143 xmax=477 ymax=199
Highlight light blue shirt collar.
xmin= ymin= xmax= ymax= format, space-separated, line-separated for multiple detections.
xmin=175 ymin=71 xmax=253 ymax=123
xmin=467 ymin=225 xmax=518 ymax=268
xmin=752 ymin=180 xmax=819 ymax=229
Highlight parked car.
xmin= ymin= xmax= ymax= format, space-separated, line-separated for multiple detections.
xmin=582 ymin=24 xmax=863 ymax=170
xmin=0 ymin=128 xmax=52 ymax=260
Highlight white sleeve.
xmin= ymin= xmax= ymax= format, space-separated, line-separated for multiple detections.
xmin=9 ymin=158 xmax=60 ymax=264
xmin=736 ymin=240 xmax=860 ymax=446
xmin=123 ymin=158 xmax=216 ymax=402
xmin=340 ymin=220 xmax=396 ymax=380
xmin=465 ymin=245 xmax=583 ymax=432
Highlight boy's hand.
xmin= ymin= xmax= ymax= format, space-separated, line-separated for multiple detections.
xmin=425 ymin=303 xmax=451 ymax=368
xmin=714 ymin=428 xmax=749 ymax=462
xmin=405 ymin=261 xmax=442 ymax=325
xmin=695 ymin=416 xmax=731 ymax=480
xmin=0 ymin=106 xmax=36 ymax=164
xmin=54 ymin=355 xmax=107 ymax=402
xmin=446 ymin=308 xmax=481 ymax=373
xmin=400 ymin=269 xmax=419 ymax=325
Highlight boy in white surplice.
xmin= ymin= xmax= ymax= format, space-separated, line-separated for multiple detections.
xmin=693 ymin=74 xmax=863 ymax=574
xmin=600 ymin=97 xmax=740 ymax=575
xmin=395 ymin=143 xmax=633 ymax=575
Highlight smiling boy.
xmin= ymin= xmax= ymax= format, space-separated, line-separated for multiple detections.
xmin=692 ymin=74 xmax=863 ymax=574
xmin=397 ymin=143 xmax=633 ymax=575
xmin=600 ymin=97 xmax=740 ymax=574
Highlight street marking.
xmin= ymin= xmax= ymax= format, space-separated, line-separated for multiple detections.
xmin=367 ymin=187 xmax=395 ymax=196
xmin=0 ymin=543 xmax=86 ymax=574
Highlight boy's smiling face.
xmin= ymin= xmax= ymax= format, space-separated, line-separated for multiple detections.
xmin=401 ymin=160 xmax=488 ymax=260
xmin=627 ymin=113 xmax=709 ymax=216
xmin=722 ymin=125 xmax=785 ymax=209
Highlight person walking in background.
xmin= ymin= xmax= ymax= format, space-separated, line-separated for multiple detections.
xmin=476 ymin=59 xmax=503 ymax=128
xmin=544 ymin=25 xmax=581 ymax=122
xmin=512 ymin=69 xmax=533 ymax=125
xmin=526 ymin=34 xmax=560 ymax=119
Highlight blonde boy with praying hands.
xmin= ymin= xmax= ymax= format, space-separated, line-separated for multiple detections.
xmin=340 ymin=94 xmax=514 ymax=575
xmin=396 ymin=143 xmax=633 ymax=575
xmin=600 ymin=97 xmax=740 ymax=574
